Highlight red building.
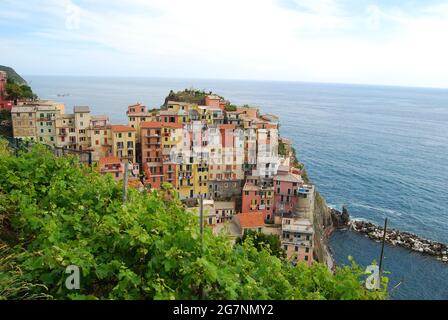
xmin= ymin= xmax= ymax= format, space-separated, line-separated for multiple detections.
xmin=0 ymin=71 xmax=13 ymax=111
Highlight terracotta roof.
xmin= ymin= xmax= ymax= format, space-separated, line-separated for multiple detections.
xmin=219 ymin=124 xmax=236 ymax=130
xmin=111 ymin=125 xmax=136 ymax=132
xmin=141 ymin=121 xmax=163 ymax=129
xmin=99 ymin=156 xmax=122 ymax=166
xmin=140 ymin=121 xmax=183 ymax=129
xmin=163 ymin=122 xmax=183 ymax=129
xmin=236 ymin=212 xmax=265 ymax=228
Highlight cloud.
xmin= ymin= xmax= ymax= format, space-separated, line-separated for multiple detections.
xmin=1 ymin=0 xmax=448 ymax=88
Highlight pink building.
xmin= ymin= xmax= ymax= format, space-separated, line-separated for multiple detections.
xmin=241 ymin=176 xmax=274 ymax=221
xmin=273 ymin=166 xmax=303 ymax=216
xmin=205 ymin=95 xmax=225 ymax=111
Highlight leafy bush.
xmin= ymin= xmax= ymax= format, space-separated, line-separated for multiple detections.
xmin=0 ymin=141 xmax=388 ymax=300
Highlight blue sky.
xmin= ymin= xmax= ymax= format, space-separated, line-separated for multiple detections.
xmin=1 ymin=0 xmax=448 ymax=88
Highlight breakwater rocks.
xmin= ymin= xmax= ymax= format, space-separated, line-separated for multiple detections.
xmin=349 ymin=220 xmax=448 ymax=264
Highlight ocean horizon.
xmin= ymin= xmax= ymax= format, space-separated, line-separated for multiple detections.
xmin=25 ymin=75 xmax=448 ymax=300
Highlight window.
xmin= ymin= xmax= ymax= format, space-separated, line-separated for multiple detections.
xmin=283 ymin=245 xmax=287 ymax=251
xmin=80 ymin=122 xmax=83 ymax=126
xmin=304 ymin=256 xmax=309 ymax=261
xmin=50 ymin=137 xmax=54 ymax=142
xmin=128 ymin=132 xmax=132 ymax=138
xmin=96 ymin=140 xmax=99 ymax=145
xmin=305 ymin=247 xmax=310 ymax=253
xmin=118 ymin=133 xmax=122 ymax=138
xmin=295 ymin=246 xmax=298 ymax=252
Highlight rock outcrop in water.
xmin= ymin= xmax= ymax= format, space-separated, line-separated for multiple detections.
xmin=349 ymin=220 xmax=448 ymax=264
xmin=330 ymin=205 xmax=350 ymax=228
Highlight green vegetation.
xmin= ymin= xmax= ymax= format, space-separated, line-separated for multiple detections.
xmin=5 ymin=79 xmax=37 ymax=101
xmin=164 ymin=88 xmax=224 ymax=106
xmin=0 ymin=65 xmax=27 ymax=85
xmin=236 ymin=230 xmax=285 ymax=259
xmin=224 ymin=104 xmax=237 ymax=112
xmin=0 ymin=140 xmax=387 ymax=300
xmin=0 ymin=110 xmax=12 ymax=137
xmin=278 ymin=140 xmax=288 ymax=157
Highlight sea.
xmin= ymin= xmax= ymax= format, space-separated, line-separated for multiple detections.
xmin=26 ymin=75 xmax=448 ymax=300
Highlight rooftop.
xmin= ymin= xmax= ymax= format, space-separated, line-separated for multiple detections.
xmin=74 ymin=106 xmax=90 ymax=113
xmin=274 ymin=172 xmax=303 ymax=184
xmin=236 ymin=212 xmax=265 ymax=228
xmin=99 ymin=156 xmax=122 ymax=166
xmin=214 ymin=201 xmax=235 ymax=209
xmin=111 ymin=125 xmax=136 ymax=132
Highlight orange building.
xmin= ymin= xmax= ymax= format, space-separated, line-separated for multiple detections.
xmin=98 ymin=156 xmax=124 ymax=180
xmin=233 ymin=212 xmax=265 ymax=236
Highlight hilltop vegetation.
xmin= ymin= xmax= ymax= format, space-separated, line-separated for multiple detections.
xmin=0 ymin=139 xmax=387 ymax=300
xmin=0 ymin=65 xmax=27 ymax=85
xmin=164 ymin=88 xmax=225 ymax=106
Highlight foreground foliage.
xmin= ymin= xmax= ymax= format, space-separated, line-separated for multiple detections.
xmin=0 ymin=141 xmax=388 ymax=300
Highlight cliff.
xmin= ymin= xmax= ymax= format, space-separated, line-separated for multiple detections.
xmin=0 ymin=66 xmax=27 ymax=85
xmin=312 ymin=190 xmax=335 ymax=269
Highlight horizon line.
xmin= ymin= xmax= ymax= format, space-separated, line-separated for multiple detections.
xmin=21 ymin=73 xmax=448 ymax=92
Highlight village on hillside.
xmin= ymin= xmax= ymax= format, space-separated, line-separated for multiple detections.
xmin=4 ymin=76 xmax=317 ymax=265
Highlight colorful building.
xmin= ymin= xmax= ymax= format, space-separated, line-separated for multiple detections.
xmin=98 ymin=156 xmax=124 ymax=180
xmin=232 ymin=212 xmax=265 ymax=236
xmin=273 ymin=165 xmax=303 ymax=216
xmin=281 ymin=216 xmax=314 ymax=265
xmin=111 ymin=125 xmax=136 ymax=163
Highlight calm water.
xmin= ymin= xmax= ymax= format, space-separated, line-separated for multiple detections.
xmin=27 ymin=76 xmax=448 ymax=299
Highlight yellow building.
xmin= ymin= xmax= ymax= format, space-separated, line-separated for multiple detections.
xmin=55 ymin=113 xmax=76 ymax=148
xmin=11 ymin=105 xmax=37 ymax=140
xmin=127 ymin=103 xmax=154 ymax=143
xmin=88 ymin=116 xmax=112 ymax=162
xmin=74 ymin=106 xmax=91 ymax=150
xmin=35 ymin=101 xmax=64 ymax=145
xmin=111 ymin=125 xmax=136 ymax=163
xmin=11 ymin=100 xmax=64 ymax=144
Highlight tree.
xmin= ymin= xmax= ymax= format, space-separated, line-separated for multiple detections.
xmin=0 ymin=141 xmax=388 ymax=300
xmin=236 ymin=230 xmax=286 ymax=259
xmin=5 ymin=79 xmax=37 ymax=101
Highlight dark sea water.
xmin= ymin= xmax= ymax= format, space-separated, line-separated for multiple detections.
xmin=26 ymin=76 xmax=448 ymax=299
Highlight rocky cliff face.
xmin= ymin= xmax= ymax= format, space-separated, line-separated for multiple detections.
xmin=312 ymin=190 xmax=334 ymax=265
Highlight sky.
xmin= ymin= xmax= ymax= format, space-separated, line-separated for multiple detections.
xmin=1 ymin=0 xmax=448 ymax=88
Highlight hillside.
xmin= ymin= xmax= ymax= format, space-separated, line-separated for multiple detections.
xmin=0 ymin=65 xmax=27 ymax=85
xmin=0 ymin=140 xmax=387 ymax=300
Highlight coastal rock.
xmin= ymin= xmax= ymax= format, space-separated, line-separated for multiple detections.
xmin=348 ymin=219 xmax=448 ymax=264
